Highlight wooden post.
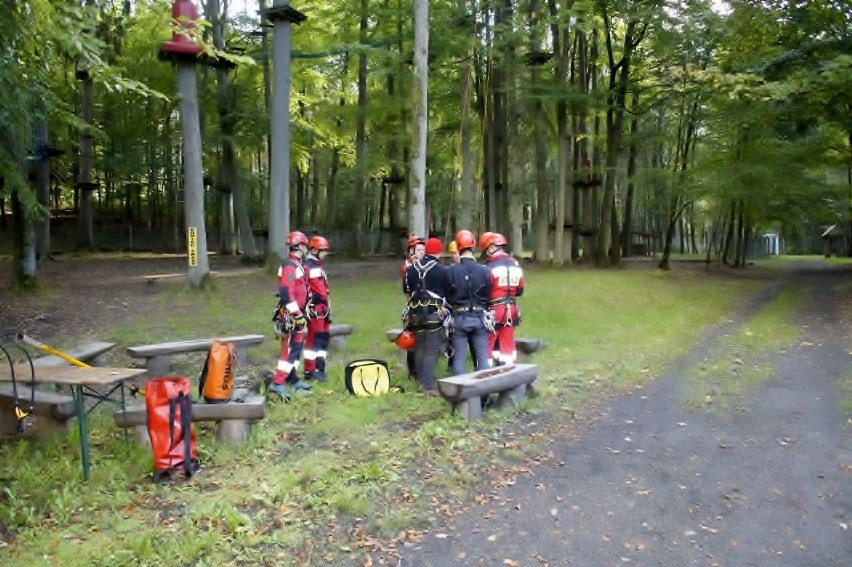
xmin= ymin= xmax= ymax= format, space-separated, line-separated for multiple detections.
xmin=263 ymin=2 xmax=307 ymax=263
xmin=160 ymin=1 xmax=210 ymax=288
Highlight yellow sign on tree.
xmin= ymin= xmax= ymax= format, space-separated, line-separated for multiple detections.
xmin=188 ymin=227 xmax=198 ymax=267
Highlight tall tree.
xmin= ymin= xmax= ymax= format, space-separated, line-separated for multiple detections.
xmin=409 ymin=0 xmax=429 ymax=238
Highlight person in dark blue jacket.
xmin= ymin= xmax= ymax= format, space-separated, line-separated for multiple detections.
xmin=445 ymin=230 xmax=492 ymax=375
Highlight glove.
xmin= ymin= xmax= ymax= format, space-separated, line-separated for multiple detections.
xmin=293 ymin=312 xmax=307 ymax=329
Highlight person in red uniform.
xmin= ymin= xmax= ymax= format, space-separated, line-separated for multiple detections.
xmin=269 ymin=231 xmax=314 ymax=401
xmin=303 ymin=235 xmax=331 ymax=382
xmin=401 ymin=235 xmax=425 ymax=380
xmin=483 ymin=232 xmax=524 ymax=366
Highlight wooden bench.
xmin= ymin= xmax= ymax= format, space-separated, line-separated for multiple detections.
xmin=436 ymin=363 xmax=539 ymax=420
xmin=515 ymin=337 xmax=544 ymax=362
xmin=114 ymin=392 xmax=265 ymax=445
xmin=328 ymin=324 xmax=353 ymax=351
xmin=0 ymin=341 xmax=116 ymax=438
xmin=126 ymin=334 xmax=265 ymax=376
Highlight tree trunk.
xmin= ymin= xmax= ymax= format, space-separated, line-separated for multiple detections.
xmin=211 ymin=0 xmax=257 ymax=258
xmin=268 ymin=0 xmax=296 ymax=264
xmin=597 ymin=15 xmax=638 ymax=267
xmin=457 ymin=0 xmax=474 ymax=230
xmin=530 ymin=0 xmax=549 ymax=264
xmin=11 ymin=189 xmax=37 ymax=289
xmin=409 ymin=0 xmax=429 ymax=238
xmin=175 ymin=61 xmax=211 ymax=287
xmin=77 ymin=74 xmax=96 ymax=249
xmin=548 ymin=0 xmax=573 ymax=267
xmin=34 ymin=118 xmax=51 ymax=262
xmin=352 ymin=0 xmax=369 ymax=257
xmin=621 ymin=90 xmax=639 ymax=257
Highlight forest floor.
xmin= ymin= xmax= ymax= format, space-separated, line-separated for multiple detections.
xmin=0 ymin=254 xmax=849 ymax=566
xmin=392 ymin=260 xmax=852 ymax=566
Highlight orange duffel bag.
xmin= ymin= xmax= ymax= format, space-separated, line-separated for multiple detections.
xmin=198 ymin=340 xmax=238 ymax=403
xmin=145 ymin=376 xmax=199 ymax=482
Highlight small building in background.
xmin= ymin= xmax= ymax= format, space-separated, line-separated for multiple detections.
xmin=820 ymin=225 xmax=848 ymax=258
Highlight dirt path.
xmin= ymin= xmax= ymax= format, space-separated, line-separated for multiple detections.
xmin=396 ymin=265 xmax=851 ymax=566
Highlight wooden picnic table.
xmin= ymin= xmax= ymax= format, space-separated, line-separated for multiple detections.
xmin=0 ymin=365 xmax=147 ymax=480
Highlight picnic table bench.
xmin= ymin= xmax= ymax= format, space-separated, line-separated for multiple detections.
xmin=328 ymin=324 xmax=353 ymax=350
xmin=0 ymin=341 xmax=116 ymax=438
xmin=126 ymin=334 xmax=265 ymax=376
xmin=114 ymin=391 xmax=265 ymax=445
xmin=436 ymin=363 xmax=539 ymax=420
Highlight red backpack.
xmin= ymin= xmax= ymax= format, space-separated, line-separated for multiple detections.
xmin=145 ymin=376 xmax=198 ymax=482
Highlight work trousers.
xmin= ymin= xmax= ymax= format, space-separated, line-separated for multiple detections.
xmin=488 ymin=325 xmax=517 ymax=366
xmin=274 ymin=326 xmax=306 ymax=385
xmin=303 ymin=317 xmax=330 ymax=374
xmin=414 ymin=327 xmax=446 ymax=391
xmin=450 ymin=312 xmax=490 ymax=375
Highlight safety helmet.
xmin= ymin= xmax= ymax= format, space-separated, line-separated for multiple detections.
xmin=483 ymin=232 xmax=507 ymax=250
xmin=309 ymin=235 xmax=330 ymax=250
xmin=395 ymin=329 xmax=416 ymax=350
xmin=455 ymin=229 xmax=476 ymax=251
xmin=447 ymin=241 xmax=458 ymax=254
xmin=479 ymin=231 xmax=495 ymax=251
xmin=286 ymin=230 xmax=308 ymax=247
xmin=407 ymin=235 xmax=425 ymax=250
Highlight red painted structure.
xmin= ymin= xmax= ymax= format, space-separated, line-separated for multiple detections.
xmin=161 ymin=0 xmax=203 ymax=56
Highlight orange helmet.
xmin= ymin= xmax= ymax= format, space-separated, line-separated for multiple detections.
xmin=395 ymin=329 xmax=416 ymax=350
xmin=309 ymin=235 xmax=330 ymax=250
xmin=286 ymin=230 xmax=308 ymax=247
xmin=479 ymin=231 xmax=495 ymax=251
xmin=407 ymin=235 xmax=425 ymax=251
xmin=483 ymin=232 xmax=507 ymax=250
xmin=455 ymin=229 xmax=476 ymax=251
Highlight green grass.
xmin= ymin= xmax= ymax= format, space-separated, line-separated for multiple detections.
xmin=681 ymin=285 xmax=803 ymax=414
xmin=1 ymin=259 xmax=792 ymax=565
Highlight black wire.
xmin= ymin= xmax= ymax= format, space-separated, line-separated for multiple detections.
xmin=1 ymin=334 xmax=37 ymax=424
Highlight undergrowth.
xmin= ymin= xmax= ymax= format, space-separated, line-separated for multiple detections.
xmin=1 ymin=258 xmax=774 ymax=566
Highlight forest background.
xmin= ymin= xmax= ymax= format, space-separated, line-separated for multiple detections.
xmin=1 ymin=0 xmax=850 ymax=286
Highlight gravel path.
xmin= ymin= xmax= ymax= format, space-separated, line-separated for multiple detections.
xmin=398 ymin=264 xmax=851 ymax=566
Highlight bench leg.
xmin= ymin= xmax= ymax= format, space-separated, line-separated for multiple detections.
xmin=145 ymin=355 xmax=171 ymax=377
xmin=453 ymin=398 xmax=482 ymax=421
xmin=494 ymin=384 xmax=527 ymax=410
xmin=216 ymin=419 xmax=252 ymax=443
xmin=328 ymin=336 xmax=347 ymax=351
xmin=516 ymin=351 xmax=532 ymax=363
xmin=234 ymin=347 xmax=249 ymax=365
xmin=133 ymin=424 xmax=151 ymax=447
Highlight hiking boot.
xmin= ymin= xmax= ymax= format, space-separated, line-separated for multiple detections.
xmin=304 ymin=371 xmax=327 ymax=382
xmin=290 ymin=380 xmax=313 ymax=391
xmin=267 ymin=383 xmax=291 ymax=402
xmin=418 ymin=386 xmax=440 ymax=397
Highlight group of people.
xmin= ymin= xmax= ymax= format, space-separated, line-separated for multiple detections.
xmin=267 ymin=228 xmax=525 ymax=401
xmin=268 ymin=231 xmax=333 ymax=401
xmin=400 ymin=230 xmax=525 ymax=396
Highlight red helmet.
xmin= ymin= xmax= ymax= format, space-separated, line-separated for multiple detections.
xmin=479 ymin=231 xmax=495 ymax=251
xmin=309 ymin=235 xmax=330 ymax=250
xmin=484 ymin=232 xmax=507 ymax=250
xmin=455 ymin=229 xmax=476 ymax=251
xmin=407 ymin=235 xmax=425 ymax=250
xmin=395 ymin=329 xmax=416 ymax=350
xmin=286 ymin=231 xmax=308 ymax=247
